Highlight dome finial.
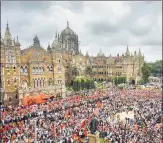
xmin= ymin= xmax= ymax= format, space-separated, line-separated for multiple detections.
xmin=67 ymin=21 xmax=69 ymax=28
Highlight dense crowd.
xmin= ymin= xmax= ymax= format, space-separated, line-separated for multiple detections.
xmin=0 ymin=87 xmax=162 ymax=143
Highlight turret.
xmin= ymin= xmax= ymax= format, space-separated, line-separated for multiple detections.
xmin=4 ymin=21 xmax=12 ymax=45
xmin=33 ymin=36 xmax=40 ymax=48
xmin=86 ymin=51 xmax=89 ymax=57
xmin=125 ymin=45 xmax=130 ymax=56
xmin=15 ymin=35 xmax=20 ymax=46
xmin=55 ymin=31 xmax=57 ymax=39
xmin=47 ymin=42 xmax=51 ymax=52
xmin=58 ymin=33 xmax=60 ymax=40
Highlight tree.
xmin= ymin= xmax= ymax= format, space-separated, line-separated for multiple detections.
xmin=141 ymin=63 xmax=151 ymax=83
xmin=76 ymin=79 xmax=81 ymax=91
xmin=81 ymin=79 xmax=85 ymax=90
xmin=85 ymin=66 xmax=93 ymax=78
xmin=114 ymin=76 xmax=127 ymax=85
xmin=72 ymin=80 xmax=77 ymax=91
xmin=146 ymin=60 xmax=162 ymax=77
xmin=72 ymin=67 xmax=79 ymax=77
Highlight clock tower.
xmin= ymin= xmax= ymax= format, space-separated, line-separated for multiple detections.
xmin=2 ymin=22 xmax=21 ymax=105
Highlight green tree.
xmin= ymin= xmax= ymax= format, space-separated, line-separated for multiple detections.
xmin=141 ymin=63 xmax=151 ymax=83
xmin=114 ymin=76 xmax=127 ymax=85
xmin=81 ymin=79 xmax=85 ymax=90
xmin=72 ymin=67 xmax=79 ymax=77
xmin=146 ymin=60 xmax=162 ymax=77
xmin=85 ymin=66 xmax=93 ymax=78
xmin=72 ymin=80 xmax=77 ymax=91
xmin=76 ymin=79 xmax=81 ymax=91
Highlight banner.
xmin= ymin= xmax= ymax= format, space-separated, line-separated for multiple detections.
xmin=23 ymin=94 xmax=50 ymax=106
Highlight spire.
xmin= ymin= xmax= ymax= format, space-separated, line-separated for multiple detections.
xmin=58 ymin=33 xmax=59 ymax=40
xmin=86 ymin=51 xmax=89 ymax=57
xmin=55 ymin=31 xmax=57 ymax=39
xmin=4 ymin=21 xmax=12 ymax=45
xmin=33 ymin=36 xmax=40 ymax=48
xmin=47 ymin=42 xmax=51 ymax=52
xmin=134 ymin=50 xmax=137 ymax=56
xmin=125 ymin=44 xmax=130 ymax=56
xmin=109 ymin=53 xmax=112 ymax=57
xmin=16 ymin=35 xmax=20 ymax=46
xmin=67 ymin=21 xmax=69 ymax=28
xmin=13 ymin=37 xmax=15 ymax=44
xmin=16 ymin=35 xmax=19 ymax=42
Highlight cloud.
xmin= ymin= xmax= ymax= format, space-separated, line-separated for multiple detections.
xmin=1 ymin=1 xmax=162 ymax=62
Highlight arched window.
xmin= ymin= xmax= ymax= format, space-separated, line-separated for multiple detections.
xmin=8 ymin=78 xmax=10 ymax=84
xmin=32 ymin=67 xmax=35 ymax=74
xmin=9 ymin=97 xmax=12 ymax=102
xmin=14 ymin=78 xmax=16 ymax=83
xmin=25 ymin=66 xmax=28 ymax=73
xmin=15 ymin=94 xmax=18 ymax=99
xmin=48 ymin=78 xmax=53 ymax=85
xmin=20 ymin=66 xmax=23 ymax=73
xmin=36 ymin=67 xmax=38 ymax=74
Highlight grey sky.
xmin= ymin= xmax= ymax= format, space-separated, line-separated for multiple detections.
xmin=1 ymin=1 xmax=162 ymax=62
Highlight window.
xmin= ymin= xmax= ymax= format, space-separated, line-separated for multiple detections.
xmin=8 ymin=78 xmax=10 ymax=84
xmin=9 ymin=97 xmax=12 ymax=102
xmin=15 ymin=94 xmax=18 ymax=99
xmin=14 ymin=78 xmax=17 ymax=83
xmin=48 ymin=78 xmax=53 ymax=85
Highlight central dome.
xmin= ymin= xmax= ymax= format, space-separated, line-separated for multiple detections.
xmin=97 ymin=49 xmax=105 ymax=57
xmin=60 ymin=21 xmax=76 ymax=38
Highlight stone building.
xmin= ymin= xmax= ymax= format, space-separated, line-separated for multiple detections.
xmin=0 ymin=22 xmax=144 ymax=105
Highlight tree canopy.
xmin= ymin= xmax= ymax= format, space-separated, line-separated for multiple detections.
xmin=141 ymin=63 xmax=151 ymax=83
xmin=146 ymin=60 xmax=162 ymax=77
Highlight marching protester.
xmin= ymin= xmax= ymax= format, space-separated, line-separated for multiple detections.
xmin=0 ymin=88 xmax=162 ymax=143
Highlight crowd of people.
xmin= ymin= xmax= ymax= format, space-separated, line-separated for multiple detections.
xmin=0 ymin=87 xmax=162 ymax=143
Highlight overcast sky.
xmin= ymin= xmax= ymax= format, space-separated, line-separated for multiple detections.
xmin=1 ymin=1 xmax=162 ymax=62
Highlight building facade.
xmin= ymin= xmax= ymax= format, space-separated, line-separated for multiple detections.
xmin=0 ymin=22 xmax=144 ymax=105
